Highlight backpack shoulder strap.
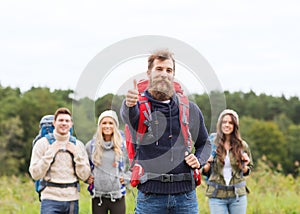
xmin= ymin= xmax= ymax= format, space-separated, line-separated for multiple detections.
xmin=90 ymin=138 xmax=95 ymax=154
xmin=125 ymin=124 xmax=135 ymax=165
xmin=174 ymin=82 xmax=192 ymax=152
xmin=69 ymin=135 xmax=76 ymax=145
xmin=88 ymin=138 xmax=95 ymax=171
xmin=136 ymin=94 xmax=151 ymax=142
xmin=136 ymin=79 xmax=152 ymax=143
xmin=209 ymin=133 xmax=217 ymax=158
xmin=45 ymin=133 xmax=76 ymax=145
xmin=45 ymin=133 xmax=55 ymax=144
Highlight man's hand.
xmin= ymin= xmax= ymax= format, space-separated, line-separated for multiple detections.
xmin=184 ymin=151 xmax=200 ymax=169
xmin=87 ymin=175 xmax=94 ymax=184
xmin=48 ymin=141 xmax=60 ymax=154
xmin=65 ymin=142 xmax=76 ymax=154
xmin=125 ymin=79 xmax=139 ymax=107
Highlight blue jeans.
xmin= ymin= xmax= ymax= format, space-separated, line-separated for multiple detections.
xmin=135 ymin=190 xmax=198 ymax=214
xmin=41 ymin=199 xmax=78 ymax=214
xmin=209 ymin=195 xmax=247 ymax=214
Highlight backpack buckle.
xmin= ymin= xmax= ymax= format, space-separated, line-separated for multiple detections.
xmin=160 ymin=174 xmax=174 ymax=182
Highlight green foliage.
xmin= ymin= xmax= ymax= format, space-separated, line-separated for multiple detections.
xmin=241 ymin=117 xmax=289 ymax=173
xmin=72 ymin=98 xmax=97 ymax=143
xmin=286 ymin=124 xmax=300 ymax=176
xmin=0 ymin=85 xmax=300 ymax=176
xmin=192 ymin=90 xmax=226 ymax=132
xmin=1 ymin=159 xmax=299 ymax=214
xmin=0 ymin=116 xmax=24 ymax=176
xmin=246 ymin=159 xmax=300 ymax=214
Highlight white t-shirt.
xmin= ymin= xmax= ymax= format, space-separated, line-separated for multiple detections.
xmin=223 ymin=150 xmax=232 ymax=186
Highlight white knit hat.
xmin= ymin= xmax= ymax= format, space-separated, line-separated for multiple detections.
xmin=218 ymin=109 xmax=239 ymax=124
xmin=97 ymin=110 xmax=119 ymax=128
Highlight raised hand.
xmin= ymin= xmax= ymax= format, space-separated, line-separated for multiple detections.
xmin=125 ymin=79 xmax=139 ymax=107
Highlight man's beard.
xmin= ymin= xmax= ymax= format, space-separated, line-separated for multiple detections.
xmin=148 ymin=76 xmax=174 ymax=101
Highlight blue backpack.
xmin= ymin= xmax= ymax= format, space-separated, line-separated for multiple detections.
xmin=32 ymin=115 xmax=54 ymax=146
xmin=32 ymin=115 xmax=77 ymax=200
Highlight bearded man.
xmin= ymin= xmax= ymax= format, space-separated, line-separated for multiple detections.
xmin=120 ymin=49 xmax=211 ymax=214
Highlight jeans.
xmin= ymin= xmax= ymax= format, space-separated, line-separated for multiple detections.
xmin=135 ymin=190 xmax=198 ymax=214
xmin=209 ymin=195 xmax=247 ymax=214
xmin=41 ymin=199 xmax=78 ymax=214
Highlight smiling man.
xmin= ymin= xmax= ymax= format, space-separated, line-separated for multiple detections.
xmin=29 ymin=107 xmax=90 ymax=214
xmin=121 ymin=49 xmax=211 ymax=214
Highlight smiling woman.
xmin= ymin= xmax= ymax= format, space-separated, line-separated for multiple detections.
xmin=100 ymin=117 xmax=115 ymax=141
xmin=85 ymin=110 xmax=130 ymax=214
xmin=202 ymin=109 xmax=254 ymax=214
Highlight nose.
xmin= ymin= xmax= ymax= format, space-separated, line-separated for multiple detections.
xmin=103 ymin=123 xmax=111 ymax=128
xmin=160 ymin=70 xmax=168 ymax=78
xmin=224 ymin=121 xmax=230 ymax=126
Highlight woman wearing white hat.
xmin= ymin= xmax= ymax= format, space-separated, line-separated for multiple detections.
xmin=203 ymin=109 xmax=254 ymax=214
xmin=86 ymin=110 xmax=129 ymax=214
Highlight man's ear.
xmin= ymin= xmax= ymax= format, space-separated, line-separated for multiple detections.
xmin=146 ymin=69 xmax=150 ymax=76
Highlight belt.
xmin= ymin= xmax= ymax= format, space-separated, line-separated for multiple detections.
xmin=140 ymin=173 xmax=192 ymax=183
xmin=42 ymin=180 xmax=79 ymax=188
xmin=207 ymin=180 xmax=246 ymax=201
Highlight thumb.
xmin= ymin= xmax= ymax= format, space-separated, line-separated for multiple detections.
xmin=133 ymin=79 xmax=137 ymax=90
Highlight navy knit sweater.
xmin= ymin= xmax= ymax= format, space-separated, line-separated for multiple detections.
xmin=120 ymin=90 xmax=210 ymax=194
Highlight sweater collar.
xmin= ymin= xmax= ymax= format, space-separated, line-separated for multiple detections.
xmin=102 ymin=141 xmax=113 ymax=150
xmin=145 ymin=90 xmax=177 ymax=105
xmin=53 ymin=129 xmax=70 ymax=142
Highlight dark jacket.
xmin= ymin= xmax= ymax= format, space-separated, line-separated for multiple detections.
xmin=120 ymin=90 xmax=210 ymax=194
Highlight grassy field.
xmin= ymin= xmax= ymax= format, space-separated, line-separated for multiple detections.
xmin=1 ymin=160 xmax=299 ymax=214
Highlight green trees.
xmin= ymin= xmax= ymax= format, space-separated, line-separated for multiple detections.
xmin=0 ymin=84 xmax=299 ymax=176
xmin=240 ymin=117 xmax=288 ymax=173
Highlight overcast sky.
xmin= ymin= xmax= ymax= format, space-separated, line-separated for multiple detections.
xmin=1 ymin=0 xmax=299 ymax=99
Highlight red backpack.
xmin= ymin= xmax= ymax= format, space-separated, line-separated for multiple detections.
xmin=124 ymin=79 xmax=201 ymax=187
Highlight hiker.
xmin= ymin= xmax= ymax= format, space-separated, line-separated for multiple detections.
xmin=120 ymin=49 xmax=211 ymax=214
xmin=202 ymin=109 xmax=254 ymax=214
xmin=29 ymin=107 xmax=91 ymax=214
xmin=85 ymin=110 xmax=130 ymax=214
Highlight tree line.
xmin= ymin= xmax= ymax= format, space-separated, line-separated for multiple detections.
xmin=0 ymin=84 xmax=299 ymax=177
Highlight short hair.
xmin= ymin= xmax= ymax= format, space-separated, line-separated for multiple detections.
xmin=54 ymin=107 xmax=72 ymax=121
xmin=148 ymin=49 xmax=175 ymax=71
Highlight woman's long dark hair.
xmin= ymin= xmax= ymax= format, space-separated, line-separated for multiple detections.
xmin=214 ymin=113 xmax=244 ymax=170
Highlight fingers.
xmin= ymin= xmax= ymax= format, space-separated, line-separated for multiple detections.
xmin=184 ymin=153 xmax=200 ymax=169
xmin=242 ymin=153 xmax=250 ymax=165
xmin=207 ymin=155 xmax=213 ymax=163
xmin=126 ymin=79 xmax=139 ymax=107
xmin=66 ymin=142 xmax=76 ymax=154
xmin=133 ymin=79 xmax=137 ymax=90
xmin=49 ymin=142 xmax=60 ymax=154
xmin=87 ymin=175 xmax=94 ymax=184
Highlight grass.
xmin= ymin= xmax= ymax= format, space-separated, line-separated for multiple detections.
xmin=1 ymin=160 xmax=299 ymax=214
